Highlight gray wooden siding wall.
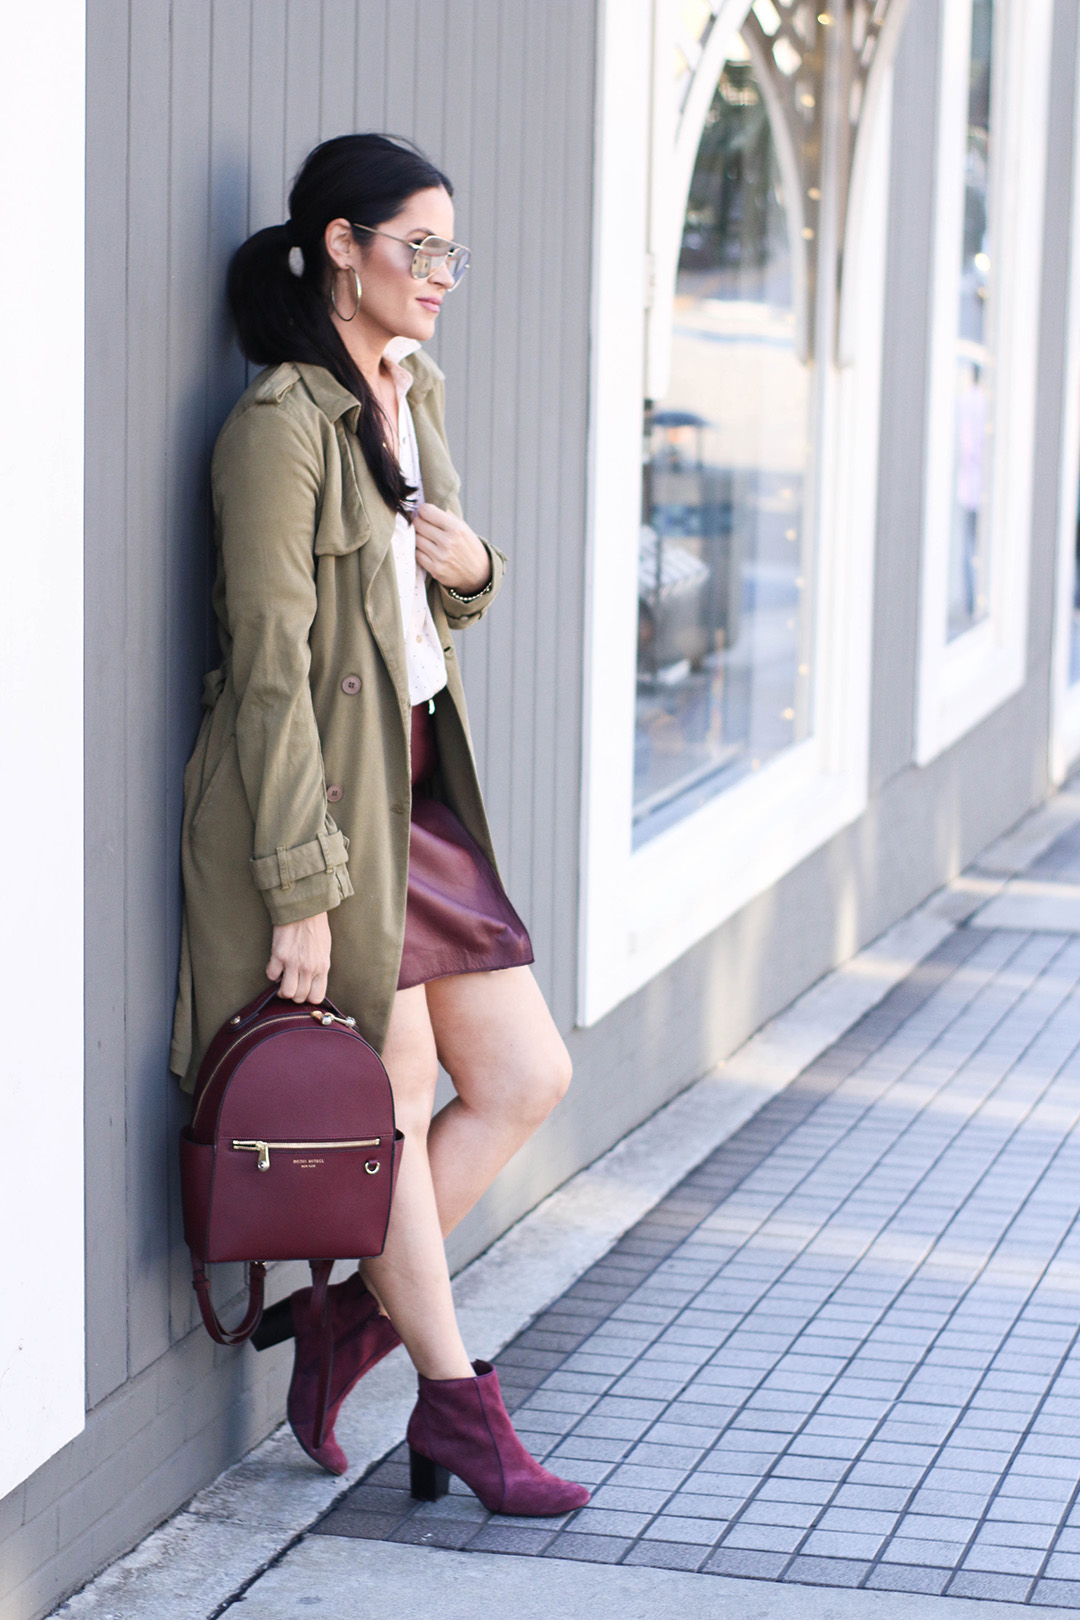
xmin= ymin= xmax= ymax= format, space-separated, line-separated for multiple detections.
xmin=4 ymin=3 xmax=597 ymax=1617
xmin=80 ymin=0 xmax=596 ymax=1406
xmin=4 ymin=1 xmax=1080 ymax=1616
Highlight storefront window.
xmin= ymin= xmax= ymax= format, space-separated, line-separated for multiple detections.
xmin=947 ymin=0 xmax=994 ymax=641
xmin=634 ymin=39 xmax=813 ymax=845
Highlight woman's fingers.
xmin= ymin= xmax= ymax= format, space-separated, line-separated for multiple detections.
xmin=414 ymin=534 xmax=446 ymax=572
xmin=413 ymin=506 xmax=490 ymax=595
xmin=267 ymin=914 xmax=332 ymax=1004
xmin=414 ymin=501 xmax=455 ymax=534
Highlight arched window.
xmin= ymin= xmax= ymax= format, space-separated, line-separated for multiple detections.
xmin=580 ymin=0 xmax=905 ymax=1020
xmin=635 ymin=36 xmax=813 ymax=844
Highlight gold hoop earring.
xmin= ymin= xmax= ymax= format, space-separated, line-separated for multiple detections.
xmin=330 ymin=266 xmax=361 ymax=321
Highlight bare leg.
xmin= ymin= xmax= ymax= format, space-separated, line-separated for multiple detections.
xmin=424 ymin=965 xmax=572 ymax=1237
xmin=359 ymin=985 xmax=474 ymax=1380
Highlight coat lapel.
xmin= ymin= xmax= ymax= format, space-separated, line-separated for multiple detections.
xmin=294 ymin=359 xmax=460 ymax=715
xmin=356 ymin=482 xmax=407 ymax=712
xmin=411 ymin=398 xmax=462 ymax=516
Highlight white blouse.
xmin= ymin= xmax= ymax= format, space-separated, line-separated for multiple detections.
xmin=383 ymin=339 xmax=449 ymax=708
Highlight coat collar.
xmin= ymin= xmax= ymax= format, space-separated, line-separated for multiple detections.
xmin=287 ymin=344 xmax=438 ymax=427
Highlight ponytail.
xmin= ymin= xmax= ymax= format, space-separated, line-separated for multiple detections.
xmin=225 ymin=134 xmax=453 ymax=518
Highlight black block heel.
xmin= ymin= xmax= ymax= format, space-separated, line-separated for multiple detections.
xmin=250 ymin=1296 xmax=294 ymax=1351
xmin=410 ymin=1447 xmax=451 ymax=1501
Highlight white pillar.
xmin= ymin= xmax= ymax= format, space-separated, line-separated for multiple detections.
xmin=0 ymin=2 xmax=86 ymax=1497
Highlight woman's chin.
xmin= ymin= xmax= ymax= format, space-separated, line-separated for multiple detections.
xmin=400 ymin=309 xmax=439 ymax=342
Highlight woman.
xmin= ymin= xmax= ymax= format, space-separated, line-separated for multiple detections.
xmin=170 ymin=133 xmax=588 ymax=1517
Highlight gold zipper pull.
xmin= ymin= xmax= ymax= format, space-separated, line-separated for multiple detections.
xmin=233 ymin=1139 xmax=271 ymax=1171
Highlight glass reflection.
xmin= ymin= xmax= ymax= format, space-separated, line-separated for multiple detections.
xmin=948 ymin=0 xmax=994 ymax=641
xmin=635 ymin=42 xmax=813 ymax=845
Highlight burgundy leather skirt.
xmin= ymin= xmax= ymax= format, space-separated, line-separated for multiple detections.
xmin=397 ymin=702 xmax=534 ymax=990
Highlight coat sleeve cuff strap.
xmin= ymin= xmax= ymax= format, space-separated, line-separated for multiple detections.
xmin=249 ymin=827 xmax=350 ymax=893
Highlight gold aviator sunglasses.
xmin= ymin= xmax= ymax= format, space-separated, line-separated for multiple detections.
xmin=352 ymin=223 xmax=470 ymax=288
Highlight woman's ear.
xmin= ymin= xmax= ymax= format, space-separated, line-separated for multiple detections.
xmin=324 ymin=217 xmax=357 ymax=270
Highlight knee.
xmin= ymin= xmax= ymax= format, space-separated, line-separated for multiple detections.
xmin=551 ymin=1041 xmax=573 ymax=1107
xmin=519 ymin=1039 xmax=573 ymax=1128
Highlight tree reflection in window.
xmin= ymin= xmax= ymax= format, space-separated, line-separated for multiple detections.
xmin=635 ymin=39 xmax=813 ymax=844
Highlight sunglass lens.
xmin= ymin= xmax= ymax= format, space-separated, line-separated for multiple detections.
xmin=447 ymin=248 xmax=470 ymax=286
xmin=411 ymin=238 xmax=469 ymax=286
xmin=411 ymin=237 xmax=448 ymax=279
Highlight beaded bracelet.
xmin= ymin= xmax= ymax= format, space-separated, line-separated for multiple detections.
xmin=444 ymin=578 xmax=493 ymax=603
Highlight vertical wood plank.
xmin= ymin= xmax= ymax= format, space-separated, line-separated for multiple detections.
xmin=320 ymin=0 xmax=358 ymax=140
xmin=284 ymin=1 xmax=324 ymax=192
xmin=124 ymin=0 xmax=176 ymax=1376
xmin=455 ymin=0 xmax=502 ymax=789
xmin=426 ymin=0 xmax=473 ymax=396
xmin=434 ymin=0 xmax=486 ymax=739
xmin=166 ymin=0 xmax=256 ymax=1341
xmin=410 ymin=0 xmax=446 ymax=167
xmin=549 ymin=0 xmax=595 ymax=1031
xmin=484 ymin=2 xmax=529 ymax=896
xmin=208 ymin=0 xmax=253 ymax=444
xmin=353 ymin=0 xmax=389 ymax=130
xmin=383 ymin=0 xmax=419 ymax=134
xmin=526 ymin=0 xmax=570 ymax=1001
xmin=250 ymin=0 xmax=289 ymax=231
xmin=505 ymin=0 xmax=544 ymax=933
xmin=283 ymin=1 xmax=320 ymax=198
xmin=84 ymin=0 xmax=132 ymax=1407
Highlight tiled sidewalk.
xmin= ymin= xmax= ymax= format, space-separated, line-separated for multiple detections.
xmin=317 ymin=913 xmax=1080 ymax=1607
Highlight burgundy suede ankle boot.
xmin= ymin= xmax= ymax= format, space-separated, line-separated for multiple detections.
xmin=287 ymin=1271 xmax=401 ymax=1475
xmin=406 ymin=1360 xmax=590 ymax=1515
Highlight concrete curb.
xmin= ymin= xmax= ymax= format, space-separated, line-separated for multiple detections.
xmin=226 ymin=1535 xmax=1080 ymax=1620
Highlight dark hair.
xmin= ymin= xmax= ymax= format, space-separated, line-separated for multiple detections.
xmin=227 ymin=133 xmax=453 ymax=517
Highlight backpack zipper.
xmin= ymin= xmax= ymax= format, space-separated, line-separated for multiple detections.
xmin=193 ymin=1010 xmax=356 ymax=1130
xmin=232 ymin=1136 xmax=382 ymax=1172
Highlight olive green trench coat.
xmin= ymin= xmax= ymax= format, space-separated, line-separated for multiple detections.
xmin=169 ymin=351 xmax=507 ymax=1092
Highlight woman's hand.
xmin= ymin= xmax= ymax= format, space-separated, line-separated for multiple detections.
xmin=266 ymin=911 xmax=332 ymax=1005
xmin=413 ymin=503 xmax=491 ymax=595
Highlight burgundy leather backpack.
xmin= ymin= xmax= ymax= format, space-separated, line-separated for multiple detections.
xmin=180 ymin=984 xmax=403 ymax=1353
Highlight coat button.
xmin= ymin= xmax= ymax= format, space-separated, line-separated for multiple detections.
xmin=341 ymin=674 xmax=362 ymax=695
xmin=326 ymin=784 xmax=344 ymax=803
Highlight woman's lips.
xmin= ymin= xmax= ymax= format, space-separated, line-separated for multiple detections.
xmin=417 ymin=297 xmax=442 ymax=313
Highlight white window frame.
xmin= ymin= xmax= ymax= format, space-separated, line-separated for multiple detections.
xmin=0 ymin=3 xmax=86 ymax=1496
xmin=915 ymin=0 xmax=1053 ymax=766
xmin=578 ymin=0 xmax=898 ymax=1026
xmin=1050 ymin=12 xmax=1080 ymax=786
